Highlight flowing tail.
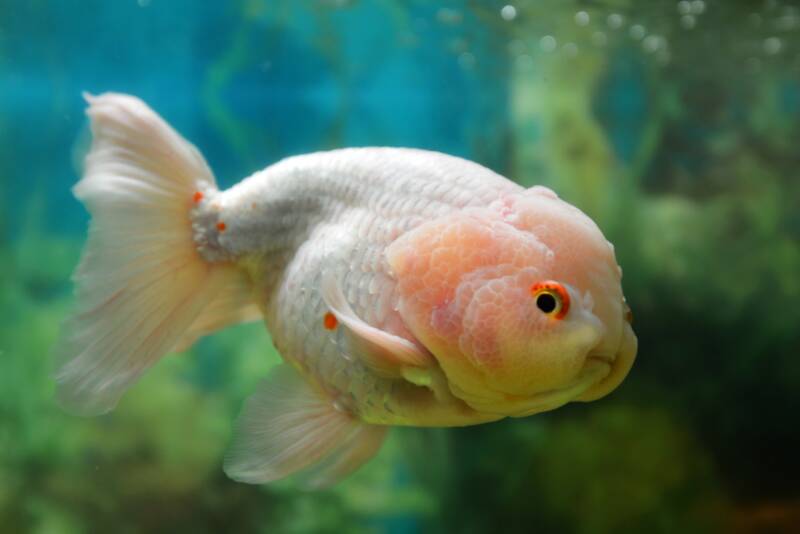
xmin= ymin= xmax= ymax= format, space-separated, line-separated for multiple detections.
xmin=54 ymin=93 xmax=258 ymax=416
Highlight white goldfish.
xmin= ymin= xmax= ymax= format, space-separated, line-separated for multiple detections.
xmin=55 ymin=93 xmax=637 ymax=487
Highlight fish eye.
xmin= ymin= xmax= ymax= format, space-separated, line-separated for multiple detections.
xmin=530 ymin=281 xmax=570 ymax=320
xmin=536 ymin=293 xmax=557 ymax=313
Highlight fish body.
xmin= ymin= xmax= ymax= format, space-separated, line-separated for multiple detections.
xmin=55 ymin=94 xmax=637 ymax=487
xmin=204 ymin=148 xmax=520 ymax=427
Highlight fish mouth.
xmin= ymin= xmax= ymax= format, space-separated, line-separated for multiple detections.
xmin=586 ymin=352 xmax=615 ymax=367
xmin=451 ymin=324 xmax=637 ymax=417
xmin=456 ymin=355 xmax=614 ymax=418
xmin=504 ymin=354 xmax=614 ymax=417
xmin=575 ymin=322 xmax=637 ymax=402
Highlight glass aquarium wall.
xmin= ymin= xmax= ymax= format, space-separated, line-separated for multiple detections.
xmin=1 ymin=1 xmax=799 ymax=533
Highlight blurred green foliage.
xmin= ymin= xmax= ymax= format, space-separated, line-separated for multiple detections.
xmin=2 ymin=1 xmax=800 ymax=533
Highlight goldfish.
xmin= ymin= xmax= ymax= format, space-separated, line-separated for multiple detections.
xmin=55 ymin=93 xmax=637 ymax=487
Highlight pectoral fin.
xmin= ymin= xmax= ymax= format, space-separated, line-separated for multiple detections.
xmin=224 ymin=364 xmax=386 ymax=488
xmin=320 ymin=271 xmax=434 ymax=378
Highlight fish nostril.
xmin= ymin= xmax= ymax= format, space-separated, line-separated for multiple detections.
xmin=582 ymin=290 xmax=595 ymax=311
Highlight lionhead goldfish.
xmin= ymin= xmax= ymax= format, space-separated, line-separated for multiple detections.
xmin=55 ymin=93 xmax=637 ymax=488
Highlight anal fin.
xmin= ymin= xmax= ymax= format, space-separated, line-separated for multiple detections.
xmin=224 ymin=364 xmax=387 ymax=488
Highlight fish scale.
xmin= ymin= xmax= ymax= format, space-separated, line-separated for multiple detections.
xmin=216 ymin=148 xmax=520 ymax=422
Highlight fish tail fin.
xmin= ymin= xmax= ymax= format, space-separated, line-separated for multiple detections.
xmin=54 ymin=92 xmax=258 ymax=416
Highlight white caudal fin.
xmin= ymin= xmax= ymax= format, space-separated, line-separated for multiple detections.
xmin=54 ymin=93 xmax=256 ymax=416
xmin=172 ymin=270 xmax=262 ymax=353
xmin=224 ymin=364 xmax=387 ymax=488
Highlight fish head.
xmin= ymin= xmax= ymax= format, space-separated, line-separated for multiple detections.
xmin=386 ymin=188 xmax=636 ymax=417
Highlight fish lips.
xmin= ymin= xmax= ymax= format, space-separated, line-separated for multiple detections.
xmin=452 ymin=321 xmax=637 ymax=417
xmin=575 ymin=321 xmax=637 ymax=403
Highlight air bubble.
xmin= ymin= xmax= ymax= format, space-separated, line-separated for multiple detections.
xmin=764 ymin=36 xmax=782 ymax=55
xmin=643 ymin=35 xmax=663 ymax=53
xmin=575 ymin=11 xmax=590 ymax=26
xmin=691 ymin=0 xmax=705 ymax=15
xmin=681 ymin=14 xmax=696 ymax=29
xmin=607 ymin=13 xmax=624 ymax=30
xmin=540 ymin=35 xmax=557 ymax=52
xmin=501 ymin=5 xmax=517 ymax=21
xmin=563 ymin=43 xmax=579 ymax=57
xmin=629 ymin=24 xmax=646 ymax=40
xmin=677 ymin=1 xmax=691 ymax=15
xmin=776 ymin=12 xmax=799 ymax=31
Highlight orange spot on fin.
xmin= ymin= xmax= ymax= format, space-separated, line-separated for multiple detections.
xmin=323 ymin=312 xmax=338 ymax=330
xmin=216 ymin=221 xmax=227 ymax=232
xmin=193 ymin=191 xmax=204 ymax=203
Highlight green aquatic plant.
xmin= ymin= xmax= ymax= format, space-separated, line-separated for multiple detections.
xmin=433 ymin=405 xmax=729 ymax=534
xmin=534 ymin=405 xmax=729 ymax=534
